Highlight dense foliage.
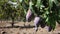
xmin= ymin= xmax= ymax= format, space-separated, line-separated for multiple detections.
xmin=0 ymin=0 xmax=60 ymax=31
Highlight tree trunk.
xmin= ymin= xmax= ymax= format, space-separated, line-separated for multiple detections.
xmin=11 ymin=17 xmax=14 ymax=27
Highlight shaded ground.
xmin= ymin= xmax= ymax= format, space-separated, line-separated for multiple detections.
xmin=0 ymin=21 xmax=60 ymax=34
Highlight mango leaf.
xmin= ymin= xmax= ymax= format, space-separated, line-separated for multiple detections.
xmin=49 ymin=18 xmax=56 ymax=30
xmin=53 ymin=0 xmax=58 ymax=5
xmin=45 ymin=10 xmax=49 ymax=15
xmin=35 ymin=0 xmax=41 ymax=8
xmin=49 ymin=0 xmax=53 ymax=10
xmin=24 ymin=9 xmax=27 ymax=15
xmin=29 ymin=1 xmax=33 ymax=9
xmin=19 ymin=0 xmax=23 ymax=3
xmin=47 ymin=15 xmax=56 ymax=30
xmin=57 ymin=10 xmax=60 ymax=24
xmin=45 ymin=17 xmax=49 ymax=22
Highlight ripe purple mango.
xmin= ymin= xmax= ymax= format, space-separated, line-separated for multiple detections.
xmin=48 ymin=26 xmax=52 ymax=32
xmin=34 ymin=16 xmax=40 ymax=26
xmin=26 ymin=9 xmax=32 ymax=22
xmin=34 ymin=16 xmax=40 ymax=31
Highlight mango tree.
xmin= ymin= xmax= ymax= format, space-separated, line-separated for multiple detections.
xmin=20 ymin=0 xmax=60 ymax=31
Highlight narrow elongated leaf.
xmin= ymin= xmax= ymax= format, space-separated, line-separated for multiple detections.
xmin=29 ymin=1 xmax=33 ymax=9
xmin=49 ymin=0 xmax=53 ymax=10
xmin=36 ymin=0 xmax=41 ymax=8
xmin=53 ymin=0 xmax=58 ymax=5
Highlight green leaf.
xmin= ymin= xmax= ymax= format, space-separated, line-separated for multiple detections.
xmin=53 ymin=0 xmax=58 ymax=5
xmin=29 ymin=1 xmax=33 ymax=9
xmin=49 ymin=0 xmax=53 ymax=10
xmin=45 ymin=10 xmax=49 ymax=15
xmin=36 ymin=0 xmax=41 ymax=8
xmin=45 ymin=17 xmax=49 ymax=22
xmin=47 ymin=17 xmax=56 ymax=30
xmin=24 ymin=9 xmax=27 ymax=15
xmin=19 ymin=0 xmax=23 ymax=3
